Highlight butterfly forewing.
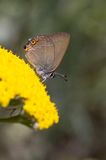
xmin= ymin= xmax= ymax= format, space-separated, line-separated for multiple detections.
xmin=50 ymin=32 xmax=70 ymax=71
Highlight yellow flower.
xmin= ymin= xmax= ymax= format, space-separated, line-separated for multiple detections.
xmin=0 ymin=47 xmax=59 ymax=129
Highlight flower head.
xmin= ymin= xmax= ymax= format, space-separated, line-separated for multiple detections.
xmin=0 ymin=47 xmax=59 ymax=129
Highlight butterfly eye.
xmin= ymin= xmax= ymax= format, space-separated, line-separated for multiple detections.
xmin=31 ymin=39 xmax=37 ymax=45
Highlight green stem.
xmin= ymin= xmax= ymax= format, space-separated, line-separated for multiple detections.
xmin=0 ymin=115 xmax=34 ymax=128
xmin=0 ymin=98 xmax=35 ymax=129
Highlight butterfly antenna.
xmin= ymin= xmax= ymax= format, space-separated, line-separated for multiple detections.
xmin=55 ymin=72 xmax=68 ymax=81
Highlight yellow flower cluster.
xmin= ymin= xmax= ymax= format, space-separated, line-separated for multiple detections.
xmin=0 ymin=47 xmax=59 ymax=129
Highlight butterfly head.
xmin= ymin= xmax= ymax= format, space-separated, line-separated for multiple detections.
xmin=35 ymin=65 xmax=53 ymax=81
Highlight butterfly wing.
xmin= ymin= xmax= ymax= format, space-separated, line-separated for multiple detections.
xmin=25 ymin=32 xmax=70 ymax=74
xmin=50 ymin=32 xmax=70 ymax=71
xmin=25 ymin=35 xmax=55 ymax=72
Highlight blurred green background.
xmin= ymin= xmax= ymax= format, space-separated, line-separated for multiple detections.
xmin=0 ymin=0 xmax=106 ymax=159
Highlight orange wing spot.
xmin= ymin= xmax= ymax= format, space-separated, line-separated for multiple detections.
xmin=31 ymin=39 xmax=39 ymax=45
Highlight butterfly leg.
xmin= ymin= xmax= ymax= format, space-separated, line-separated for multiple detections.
xmin=42 ymin=77 xmax=47 ymax=83
xmin=50 ymin=72 xmax=55 ymax=79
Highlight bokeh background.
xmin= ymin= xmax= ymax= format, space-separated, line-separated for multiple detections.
xmin=0 ymin=0 xmax=106 ymax=159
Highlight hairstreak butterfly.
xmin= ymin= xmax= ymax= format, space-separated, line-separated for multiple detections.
xmin=24 ymin=32 xmax=70 ymax=82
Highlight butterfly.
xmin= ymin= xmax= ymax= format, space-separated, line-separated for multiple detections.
xmin=24 ymin=32 xmax=70 ymax=82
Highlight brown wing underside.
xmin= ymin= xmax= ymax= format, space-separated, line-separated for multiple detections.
xmin=50 ymin=32 xmax=70 ymax=71
xmin=25 ymin=36 xmax=55 ymax=71
xmin=25 ymin=32 xmax=70 ymax=72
